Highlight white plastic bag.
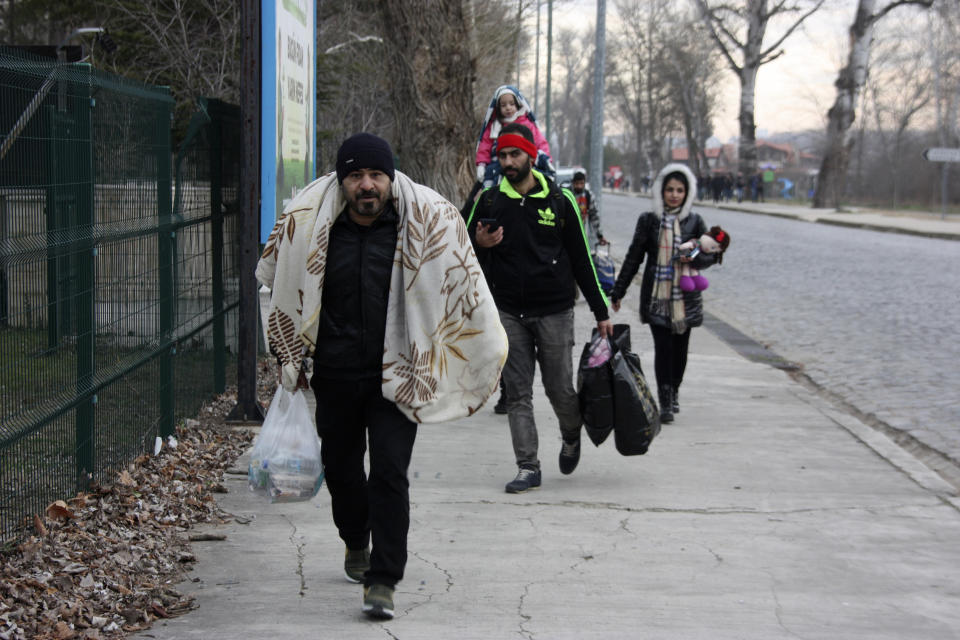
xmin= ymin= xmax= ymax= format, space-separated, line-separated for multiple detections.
xmin=248 ymin=386 xmax=324 ymax=503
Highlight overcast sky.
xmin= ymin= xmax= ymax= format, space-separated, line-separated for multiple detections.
xmin=539 ymin=0 xmax=858 ymax=141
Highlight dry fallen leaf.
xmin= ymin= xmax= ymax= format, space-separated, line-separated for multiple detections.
xmin=117 ymin=469 xmax=135 ymax=486
xmin=53 ymin=620 xmax=76 ymax=638
xmin=46 ymin=500 xmax=74 ymax=520
xmin=1 ymin=375 xmax=265 ymax=640
xmin=33 ymin=513 xmax=49 ymax=536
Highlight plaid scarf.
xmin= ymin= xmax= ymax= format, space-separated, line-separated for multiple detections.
xmin=649 ymin=208 xmax=687 ymax=334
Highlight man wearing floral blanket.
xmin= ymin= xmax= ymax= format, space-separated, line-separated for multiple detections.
xmin=257 ymin=133 xmax=507 ymax=620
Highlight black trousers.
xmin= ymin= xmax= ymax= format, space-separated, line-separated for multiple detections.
xmin=648 ymin=324 xmax=692 ymax=392
xmin=311 ymin=375 xmax=418 ymax=588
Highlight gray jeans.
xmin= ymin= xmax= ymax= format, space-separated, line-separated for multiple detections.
xmin=500 ymin=308 xmax=582 ymax=470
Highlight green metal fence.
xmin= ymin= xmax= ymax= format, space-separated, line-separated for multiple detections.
xmin=0 ymin=47 xmax=241 ymax=543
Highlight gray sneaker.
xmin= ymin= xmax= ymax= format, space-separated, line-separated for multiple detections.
xmin=344 ymin=547 xmax=370 ymax=583
xmin=505 ymin=467 xmax=541 ymax=493
xmin=362 ymin=583 xmax=395 ymax=620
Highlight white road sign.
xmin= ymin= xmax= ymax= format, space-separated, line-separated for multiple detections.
xmin=922 ymin=147 xmax=960 ymax=162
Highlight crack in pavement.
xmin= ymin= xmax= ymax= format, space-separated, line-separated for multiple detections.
xmin=434 ymin=499 xmax=945 ymax=517
xmin=768 ymin=572 xmax=806 ymax=639
xmin=281 ymin=514 xmax=307 ymax=598
xmin=517 ymin=580 xmax=535 ymax=640
xmin=402 ymin=549 xmax=456 ymax=616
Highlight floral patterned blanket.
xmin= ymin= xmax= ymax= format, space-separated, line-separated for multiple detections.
xmin=256 ymin=171 xmax=507 ymax=423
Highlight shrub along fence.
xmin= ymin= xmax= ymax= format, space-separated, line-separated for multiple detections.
xmin=0 ymin=46 xmax=242 ymax=543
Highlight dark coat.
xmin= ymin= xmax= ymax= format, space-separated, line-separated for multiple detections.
xmin=312 ymin=204 xmax=398 ymax=379
xmin=609 ymin=163 xmax=717 ymax=329
xmin=467 ymin=170 xmax=609 ymax=321
xmin=609 ymin=210 xmax=717 ymax=328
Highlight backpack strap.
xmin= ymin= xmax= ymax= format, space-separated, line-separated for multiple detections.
xmin=549 ymin=182 xmax=567 ymax=231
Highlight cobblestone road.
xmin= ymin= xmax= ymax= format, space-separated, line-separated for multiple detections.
xmin=599 ymin=192 xmax=960 ymax=468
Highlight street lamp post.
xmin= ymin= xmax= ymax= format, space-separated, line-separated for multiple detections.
xmin=545 ymin=0 xmax=552 ymax=143
xmin=589 ymin=0 xmax=606 ymax=212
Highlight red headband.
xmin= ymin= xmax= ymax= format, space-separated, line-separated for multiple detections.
xmin=497 ymin=134 xmax=538 ymax=160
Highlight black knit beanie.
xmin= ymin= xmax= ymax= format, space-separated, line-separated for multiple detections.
xmin=335 ymin=133 xmax=395 ymax=183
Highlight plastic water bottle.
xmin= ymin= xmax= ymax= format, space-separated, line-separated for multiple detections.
xmin=267 ymin=457 xmax=324 ymax=503
xmin=248 ymin=457 xmax=271 ymax=494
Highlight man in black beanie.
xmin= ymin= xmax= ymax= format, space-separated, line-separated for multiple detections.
xmin=335 ymin=132 xmax=396 ymax=221
xmin=261 ymin=129 xmax=508 ymax=620
xmin=312 ymin=132 xmax=410 ymax=620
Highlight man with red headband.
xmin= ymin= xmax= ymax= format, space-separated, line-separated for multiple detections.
xmin=467 ymin=122 xmax=613 ymax=494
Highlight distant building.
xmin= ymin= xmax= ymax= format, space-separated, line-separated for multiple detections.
xmin=672 ymin=139 xmax=820 ymax=175
xmin=671 ymin=138 xmax=821 ymax=199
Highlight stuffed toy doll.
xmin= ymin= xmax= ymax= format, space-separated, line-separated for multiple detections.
xmin=678 ymin=226 xmax=730 ymax=292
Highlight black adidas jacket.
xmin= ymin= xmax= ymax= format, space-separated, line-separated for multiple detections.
xmin=467 ymin=170 xmax=609 ymax=321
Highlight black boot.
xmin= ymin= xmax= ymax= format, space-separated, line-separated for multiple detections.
xmin=493 ymin=391 xmax=507 ymax=414
xmin=671 ymin=386 xmax=680 ymax=414
xmin=658 ymin=385 xmax=674 ymax=424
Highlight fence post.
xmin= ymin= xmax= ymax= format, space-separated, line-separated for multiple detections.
xmin=45 ymin=106 xmax=64 ymax=349
xmin=74 ymin=65 xmax=95 ymax=489
xmin=156 ymin=89 xmax=175 ymax=438
xmin=208 ymin=99 xmax=227 ymax=394
xmin=0 ymin=194 xmax=7 ymax=326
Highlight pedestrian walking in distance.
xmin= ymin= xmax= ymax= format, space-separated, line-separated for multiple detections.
xmin=467 ymin=122 xmax=612 ymax=494
xmin=570 ymin=170 xmax=608 ymax=253
xmin=609 ymin=163 xmax=720 ymax=424
xmin=257 ymin=133 xmax=507 ymax=620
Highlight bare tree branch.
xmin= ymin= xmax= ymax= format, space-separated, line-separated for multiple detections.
xmin=324 ymin=33 xmax=384 ymax=55
xmin=694 ymin=0 xmax=826 ymax=179
xmin=758 ymin=0 xmax=826 ymax=64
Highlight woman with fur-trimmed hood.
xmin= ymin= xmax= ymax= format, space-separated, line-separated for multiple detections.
xmin=609 ymin=163 xmax=721 ymax=424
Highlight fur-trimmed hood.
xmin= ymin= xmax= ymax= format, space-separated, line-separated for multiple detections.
xmin=651 ymin=163 xmax=698 ymax=221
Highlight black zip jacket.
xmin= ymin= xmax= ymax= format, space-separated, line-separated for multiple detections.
xmin=467 ymin=170 xmax=609 ymax=321
xmin=610 ymin=210 xmax=718 ymax=328
xmin=312 ymin=204 xmax=398 ymax=379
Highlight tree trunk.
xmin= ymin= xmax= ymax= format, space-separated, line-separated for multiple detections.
xmin=734 ymin=0 xmax=769 ymax=181
xmin=814 ymin=0 xmax=878 ymax=208
xmin=738 ymin=64 xmax=759 ymax=179
xmin=378 ymin=0 xmax=476 ymax=201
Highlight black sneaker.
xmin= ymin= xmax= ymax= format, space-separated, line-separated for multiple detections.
xmin=344 ymin=547 xmax=370 ymax=583
xmin=493 ymin=393 xmax=507 ymax=414
xmin=505 ymin=467 xmax=541 ymax=493
xmin=362 ymin=583 xmax=395 ymax=620
xmin=559 ymin=437 xmax=580 ymax=475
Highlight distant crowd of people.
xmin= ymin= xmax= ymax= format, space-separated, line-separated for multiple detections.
xmin=695 ymin=171 xmax=767 ymax=203
xmin=601 ymin=170 xmax=771 ymax=204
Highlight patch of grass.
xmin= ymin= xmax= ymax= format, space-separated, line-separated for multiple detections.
xmin=0 ymin=325 xmax=238 ymax=542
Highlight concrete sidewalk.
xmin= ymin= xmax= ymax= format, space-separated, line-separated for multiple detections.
xmin=136 ymin=300 xmax=960 ymax=640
